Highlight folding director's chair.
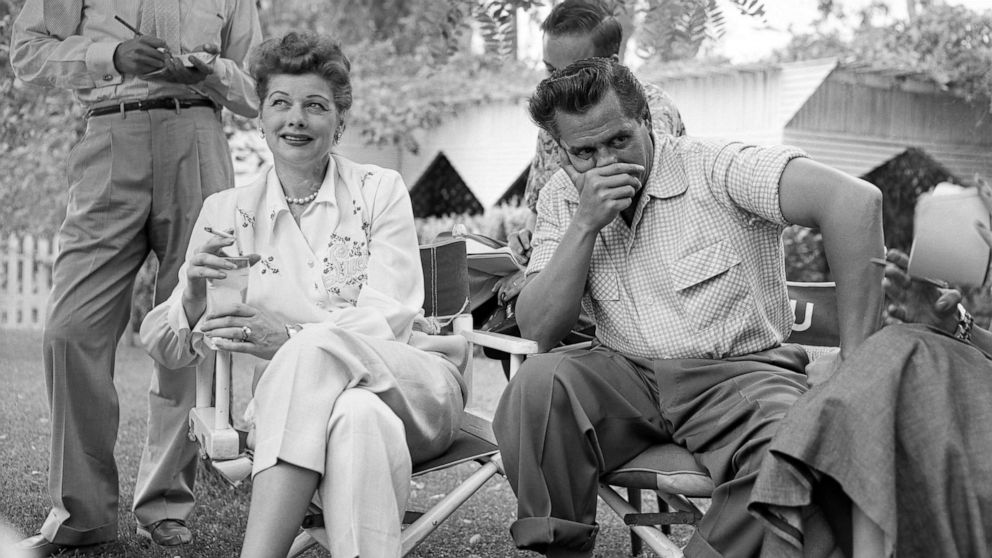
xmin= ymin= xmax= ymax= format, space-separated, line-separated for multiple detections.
xmin=591 ymin=281 xmax=841 ymax=557
xmin=187 ymin=237 xmax=538 ymax=556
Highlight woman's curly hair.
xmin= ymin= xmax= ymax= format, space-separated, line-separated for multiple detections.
xmin=250 ymin=31 xmax=353 ymax=116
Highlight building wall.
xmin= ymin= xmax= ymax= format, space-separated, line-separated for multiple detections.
xmin=653 ymin=67 xmax=783 ymax=146
xmin=339 ymin=101 xmax=538 ymax=208
xmin=787 ymin=71 xmax=992 ymax=179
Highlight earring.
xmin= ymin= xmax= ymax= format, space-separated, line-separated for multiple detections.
xmin=259 ymin=128 xmax=265 ymax=139
xmin=333 ymin=129 xmax=342 ymax=144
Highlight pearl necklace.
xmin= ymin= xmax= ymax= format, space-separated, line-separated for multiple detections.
xmin=283 ymin=158 xmax=328 ymax=205
xmin=285 ymin=189 xmax=319 ymax=205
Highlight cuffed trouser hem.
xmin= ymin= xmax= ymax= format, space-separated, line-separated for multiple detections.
xmin=684 ymin=531 xmax=724 ymax=558
xmin=41 ymin=512 xmax=116 ymax=547
xmin=509 ymin=517 xmax=598 ymax=556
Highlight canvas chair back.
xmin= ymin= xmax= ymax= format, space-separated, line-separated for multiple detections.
xmin=786 ymin=281 xmax=840 ymax=347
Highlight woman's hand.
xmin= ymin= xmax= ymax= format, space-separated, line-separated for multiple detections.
xmin=182 ymin=233 xmax=260 ymax=325
xmin=882 ymin=249 xmax=960 ymax=333
xmin=201 ymin=302 xmax=290 ymax=360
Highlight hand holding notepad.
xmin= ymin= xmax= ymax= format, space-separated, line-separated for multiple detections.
xmin=907 ymin=181 xmax=992 ymax=286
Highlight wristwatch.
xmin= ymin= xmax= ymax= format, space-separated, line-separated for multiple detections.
xmin=954 ymin=304 xmax=974 ymax=342
xmin=285 ymin=323 xmax=302 ymax=338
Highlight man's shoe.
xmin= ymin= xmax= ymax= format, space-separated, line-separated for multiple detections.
xmin=136 ymin=519 xmax=192 ymax=546
xmin=15 ymin=534 xmax=65 ymax=557
xmin=15 ymin=534 xmax=113 ymax=557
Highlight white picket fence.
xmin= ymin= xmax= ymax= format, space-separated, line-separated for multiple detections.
xmin=1 ymin=234 xmax=57 ymax=330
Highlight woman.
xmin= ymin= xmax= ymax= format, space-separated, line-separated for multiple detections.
xmin=749 ymin=236 xmax=992 ymax=555
xmin=140 ymin=32 xmax=466 ymax=558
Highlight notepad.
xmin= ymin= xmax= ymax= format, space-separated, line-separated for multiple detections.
xmin=908 ymin=182 xmax=991 ymax=286
xmin=463 ymin=234 xmax=526 ymax=276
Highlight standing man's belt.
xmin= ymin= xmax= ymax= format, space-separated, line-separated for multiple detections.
xmin=87 ymin=97 xmax=216 ymax=118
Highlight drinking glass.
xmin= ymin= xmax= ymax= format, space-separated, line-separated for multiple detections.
xmin=205 ymin=256 xmax=250 ymax=348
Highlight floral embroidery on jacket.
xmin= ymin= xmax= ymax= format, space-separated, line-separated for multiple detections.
xmin=258 ymin=256 xmax=279 ymax=275
xmin=238 ymin=208 xmax=256 ymax=229
xmin=319 ymin=173 xmax=375 ymax=305
xmin=321 ymin=232 xmax=369 ymax=304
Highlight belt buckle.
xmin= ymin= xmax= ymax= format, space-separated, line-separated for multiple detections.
xmin=173 ymin=98 xmax=181 ymax=114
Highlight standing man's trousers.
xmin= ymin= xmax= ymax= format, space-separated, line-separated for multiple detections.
xmin=493 ymin=343 xmax=809 ymax=558
xmin=40 ymin=106 xmax=232 ymax=545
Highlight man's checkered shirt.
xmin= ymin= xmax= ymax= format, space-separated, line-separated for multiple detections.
xmin=527 ymin=135 xmax=808 ymax=360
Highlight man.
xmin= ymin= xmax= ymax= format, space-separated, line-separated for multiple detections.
xmin=10 ymin=1 xmax=260 ymax=554
xmin=492 ymin=57 xmax=884 ymax=558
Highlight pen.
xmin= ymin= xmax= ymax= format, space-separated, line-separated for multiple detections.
xmin=114 ymin=15 xmax=172 ymax=58
xmin=114 ymin=15 xmax=143 ymax=37
xmin=870 ymin=257 xmax=947 ymax=288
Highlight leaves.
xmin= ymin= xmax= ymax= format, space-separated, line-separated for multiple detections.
xmin=618 ymin=0 xmax=767 ymax=61
xmin=773 ymin=2 xmax=992 ymax=109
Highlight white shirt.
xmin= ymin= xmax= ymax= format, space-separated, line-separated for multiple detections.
xmin=142 ymin=154 xmax=424 ymax=369
xmin=11 ymin=0 xmax=260 ymax=116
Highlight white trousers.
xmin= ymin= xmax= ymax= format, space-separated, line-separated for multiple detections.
xmin=318 ymin=389 xmax=411 ymax=558
xmin=251 ymin=325 xmax=465 ymax=557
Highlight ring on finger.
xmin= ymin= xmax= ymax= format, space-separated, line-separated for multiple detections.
xmin=241 ymin=325 xmax=252 ymax=342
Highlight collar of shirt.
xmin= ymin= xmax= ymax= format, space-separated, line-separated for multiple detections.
xmin=264 ymin=155 xmax=340 ymax=233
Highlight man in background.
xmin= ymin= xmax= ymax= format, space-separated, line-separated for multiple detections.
xmin=10 ymin=1 xmax=260 ymax=554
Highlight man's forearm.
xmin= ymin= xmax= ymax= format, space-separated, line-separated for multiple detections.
xmin=517 ymin=221 xmax=598 ymax=351
xmin=780 ymin=159 xmax=885 ymax=357
xmin=817 ymin=185 xmax=885 ymax=356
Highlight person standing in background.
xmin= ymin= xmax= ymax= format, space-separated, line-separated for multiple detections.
xmin=10 ymin=1 xmax=260 ymax=554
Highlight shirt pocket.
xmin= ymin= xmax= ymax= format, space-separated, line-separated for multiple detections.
xmin=669 ymin=240 xmax=747 ymax=331
xmin=185 ymin=1 xmax=227 ymax=49
xmin=588 ymin=266 xmax=620 ymax=301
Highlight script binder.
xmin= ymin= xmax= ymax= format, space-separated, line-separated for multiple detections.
xmin=436 ymin=231 xmax=526 ymax=276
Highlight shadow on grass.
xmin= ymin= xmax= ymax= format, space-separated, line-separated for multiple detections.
xmin=0 ymin=329 xmax=686 ymax=557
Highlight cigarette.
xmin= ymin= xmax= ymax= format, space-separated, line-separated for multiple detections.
xmin=870 ymin=257 xmax=947 ymax=287
xmin=204 ymin=226 xmax=234 ymax=240
xmin=204 ymin=226 xmax=244 ymax=255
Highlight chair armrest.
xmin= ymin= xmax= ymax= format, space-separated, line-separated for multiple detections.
xmin=459 ymin=329 xmax=539 ymax=356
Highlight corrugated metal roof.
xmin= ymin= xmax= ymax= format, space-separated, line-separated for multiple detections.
xmin=784 ymin=129 xmax=992 ymax=180
xmin=778 ymin=59 xmax=838 ymax=126
xmin=644 ymin=58 xmax=838 ymax=129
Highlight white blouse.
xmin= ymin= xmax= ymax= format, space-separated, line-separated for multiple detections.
xmin=141 ymin=154 xmax=425 ymax=369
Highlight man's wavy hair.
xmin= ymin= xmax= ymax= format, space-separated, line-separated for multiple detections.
xmin=250 ymin=32 xmax=353 ymax=116
xmin=528 ymin=57 xmax=649 ymax=140
xmin=541 ymin=0 xmax=622 ymax=58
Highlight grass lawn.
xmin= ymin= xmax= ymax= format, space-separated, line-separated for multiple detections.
xmin=0 ymin=328 xmax=688 ymax=557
